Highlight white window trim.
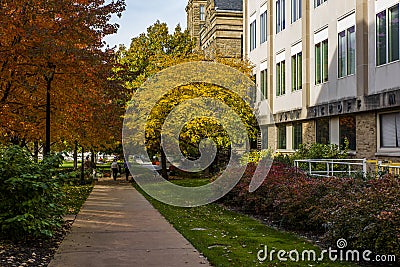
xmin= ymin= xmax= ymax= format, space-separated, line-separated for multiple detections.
xmin=376 ymin=0 xmax=399 ymax=13
xmin=291 ymin=41 xmax=302 ymax=56
xmin=260 ymin=1 xmax=268 ymax=14
xmin=276 ymin=50 xmax=286 ymax=63
xmin=314 ymin=27 xmax=328 ymax=44
xmin=337 ymin=12 xmax=355 ymax=33
xmin=260 ymin=60 xmax=268 ymax=70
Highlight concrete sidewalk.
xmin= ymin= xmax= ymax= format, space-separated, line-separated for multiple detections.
xmin=49 ymin=178 xmax=210 ymax=267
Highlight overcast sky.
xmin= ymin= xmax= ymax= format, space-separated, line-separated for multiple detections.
xmin=104 ymin=0 xmax=188 ymax=49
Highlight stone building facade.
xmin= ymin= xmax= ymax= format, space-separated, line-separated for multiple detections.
xmin=186 ymin=0 xmax=208 ymax=49
xmin=244 ymin=0 xmax=400 ymax=160
xmin=186 ymin=0 xmax=243 ymax=58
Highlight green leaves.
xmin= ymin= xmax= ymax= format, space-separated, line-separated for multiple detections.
xmin=0 ymin=145 xmax=65 ymax=240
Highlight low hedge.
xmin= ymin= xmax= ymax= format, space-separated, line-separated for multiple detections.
xmin=220 ymin=162 xmax=400 ymax=259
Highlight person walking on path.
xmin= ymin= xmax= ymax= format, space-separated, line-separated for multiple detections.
xmin=110 ymin=160 xmax=119 ymax=181
xmin=123 ymin=160 xmax=130 ymax=181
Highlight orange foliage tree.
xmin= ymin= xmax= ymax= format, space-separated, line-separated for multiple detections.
xmin=0 ymin=0 xmax=127 ymax=155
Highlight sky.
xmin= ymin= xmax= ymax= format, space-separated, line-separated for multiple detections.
xmin=104 ymin=0 xmax=188 ymax=49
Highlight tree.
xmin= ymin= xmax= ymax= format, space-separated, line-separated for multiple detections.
xmin=115 ymin=21 xmax=257 ymax=178
xmin=0 ymin=0 xmax=126 ymax=154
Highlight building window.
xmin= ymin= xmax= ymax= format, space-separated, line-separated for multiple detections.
xmin=293 ymin=122 xmax=302 ymax=150
xmin=250 ymin=20 xmax=257 ymax=51
xmin=261 ymin=127 xmax=268 ymax=149
xmin=315 ymin=39 xmax=328 ymax=84
xmin=251 ymin=74 xmax=257 ymax=103
xmin=260 ymin=69 xmax=268 ymax=100
xmin=291 ymin=52 xmax=302 ymax=91
xmin=260 ymin=11 xmax=268 ymax=43
xmin=380 ymin=112 xmax=400 ymax=148
xmin=316 ymin=118 xmax=329 ymax=144
xmin=338 ymin=26 xmax=356 ymax=78
xmin=200 ymin=5 xmax=205 ymax=21
xmin=276 ymin=0 xmax=286 ymax=33
xmin=376 ymin=4 xmax=399 ymax=66
xmin=278 ymin=125 xmax=287 ymax=149
xmin=291 ymin=0 xmax=302 ymax=23
xmin=314 ymin=0 xmax=327 ymax=8
xmin=339 ymin=116 xmax=356 ymax=150
xmin=276 ymin=60 xmax=286 ymax=96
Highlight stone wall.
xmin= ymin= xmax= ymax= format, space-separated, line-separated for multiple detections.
xmin=216 ymin=38 xmax=242 ymax=58
xmin=267 ymin=125 xmax=277 ymax=151
xmin=356 ymin=112 xmax=377 ymax=159
xmin=302 ymin=120 xmax=316 ymax=144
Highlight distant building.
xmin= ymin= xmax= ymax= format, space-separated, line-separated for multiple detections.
xmin=186 ymin=0 xmax=208 ymax=49
xmin=244 ymin=0 xmax=400 ymax=160
xmin=186 ymin=0 xmax=244 ymax=58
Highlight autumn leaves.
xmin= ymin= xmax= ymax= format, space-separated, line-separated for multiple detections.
xmin=0 ymin=0 xmax=126 ymax=153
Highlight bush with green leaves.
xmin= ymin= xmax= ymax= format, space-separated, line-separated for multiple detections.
xmin=0 ymin=145 xmax=66 ymax=240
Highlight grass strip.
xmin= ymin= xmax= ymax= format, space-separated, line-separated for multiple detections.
xmin=133 ymin=179 xmax=355 ymax=267
xmin=62 ymin=184 xmax=93 ymax=215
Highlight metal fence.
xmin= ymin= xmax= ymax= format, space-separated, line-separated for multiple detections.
xmin=294 ymin=158 xmax=400 ymax=178
xmin=294 ymin=159 xmax=367 ymax=178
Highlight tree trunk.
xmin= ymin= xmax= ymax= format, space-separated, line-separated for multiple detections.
xmin=160 ymin=147 xmax=168 ymax=179
xmin=91 ymin=149 xmax=95 ymax=163
xmin=44 ymin=78 xmax=51 ymax=156
xmin=73 ymin=142 xmax=78 ymax=170
xmin=33 ymin=141 xmax=39 ymax=163
xmin=43 ymin=63 xmax=55 ymax=156
xmin=80 ymin=147 xmax=85 ymax=185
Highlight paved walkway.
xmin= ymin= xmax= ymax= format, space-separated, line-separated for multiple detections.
xmin=49 ymin=178 xmax=210 ymax=267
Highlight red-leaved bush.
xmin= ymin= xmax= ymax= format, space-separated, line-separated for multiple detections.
xmin=219 ymin=162 xmax=400 ymax=259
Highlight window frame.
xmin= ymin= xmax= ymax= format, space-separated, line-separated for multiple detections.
xmin=260 ymin=10 xmax=268 ymax=44
xmin=250 ymin=20 xmax=257 ymax=51
xmin=314 ymin=0 xmax=327 ymax=8
xmin=376 ymin=4 xmax=400 ymax=66
xmin=338 ymin=25 xmax=356 ymax=78
xmin=260 ymin=69 xmax=268 ymax=100
xmin=291 ymin=51 xmax=302 ymax=91
xmin=316 ymin=118 xmax=330 ymax=144
xmin=278 ymin=124 xmax=287 ymax=149
xmin=261 ymin=127 xmax=269 ymax=149
xmin=276 ymin=0 xmax=286 ymax=33
xmin=291 ymin=0 xmax=302 ymax=23
xmin=315 ymin=39 xmax=328 ymax=84
xmin=276 ymin=60 xmax=286 ymax=96
xmin=379 ymin=112 xmax=400 ymax=149
xmin=199 ymin=5 xmax=205 ymax=21
xmin=292 ymin=122 xmax=303 ymax=150
xmin=339 ymin=116 xmax=356 ymax=150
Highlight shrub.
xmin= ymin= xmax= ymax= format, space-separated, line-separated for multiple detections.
xmin=220 ymin=157 xmax=400 ymax=259
xmin=0 ymin=145 xmax=66 ymax=240
xmin=321 ymin=176 xmax=400 ymax=258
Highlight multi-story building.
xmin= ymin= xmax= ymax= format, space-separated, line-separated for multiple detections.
xmin=244 ymin=0 xmax=400 ymax=160
xmin=186 ymin=0 xmax=244 ymax=58
xmin=186 ymin=0 xmax=208 ymax=49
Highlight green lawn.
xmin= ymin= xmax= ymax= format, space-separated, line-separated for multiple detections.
xmin=133 ymin=180 xmax=355 ymax=267
xmin=61 ymin=161 xmax=76 ymax=168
